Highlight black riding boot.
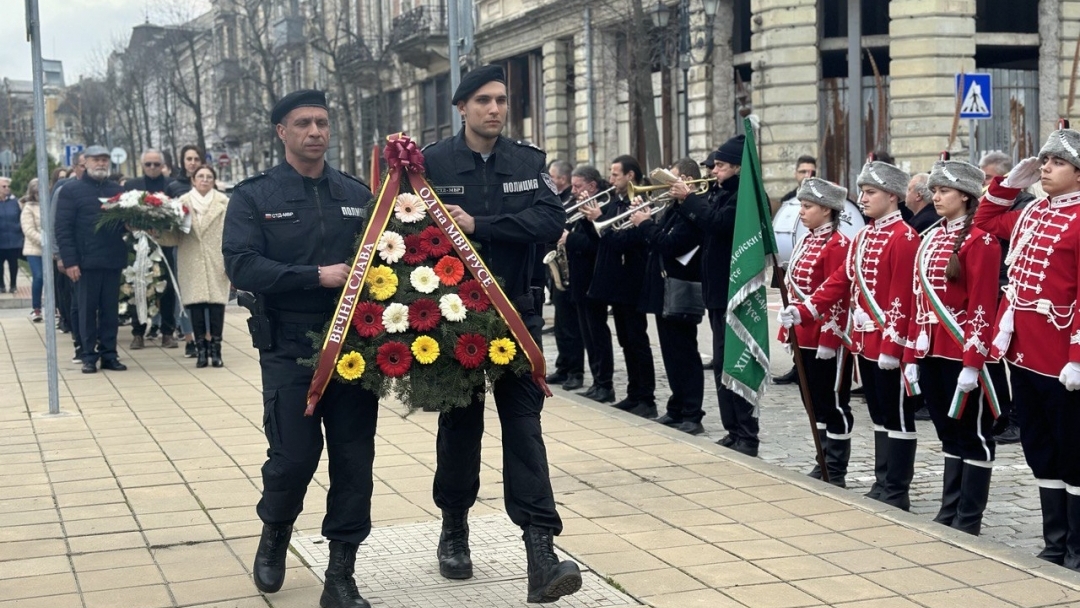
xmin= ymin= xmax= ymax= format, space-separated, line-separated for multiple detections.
xmin=1037 ymin=485 xmax=1068 ymax=565
xmin=1065 ymin=491 xmax=1080 ymax=571
xmin=865 ymin=430 xmax=888 ymax=500
xmin=807 ymin=427 xmax=827 ymax=479
xmin=320 ymin=541 xmax=370 ymax=608
xmin=210 ymin=337 xmax=223 ymax=367
xmin=880 ymin=436 xmax=917 ymax=511
xmin=196 ymin=339 xmax=209 ymax=368
xmin=932 ymin=457 xmax=964 ymax=526
xmin=825 ymin=436 xmax=851 ymax=488
xmin=438 ymin=510 xmax=473 ymax=579
xmin=952 ymin=461 xmax=992 ymax=536
xmin=252 ymin=523 xmax=292 ymax=593
xmin=523 ymin=526 xmax=582 ymax=603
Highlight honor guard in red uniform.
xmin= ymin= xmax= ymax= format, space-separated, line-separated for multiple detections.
xmin=975 ymin=127 xmax=1080 ymax=570
xmin=780 ymin=160 xmax=921 ymax=511
xmin=904 ymin=159 xmax=1000 ymax=535
xmin=777 ymin=177 xmax=854 ymax=487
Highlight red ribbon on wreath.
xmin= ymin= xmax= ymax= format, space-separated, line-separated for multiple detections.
xmin=304 ymin=133 xmax=550 ymax=414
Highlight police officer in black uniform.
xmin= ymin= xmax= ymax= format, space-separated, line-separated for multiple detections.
xmin=422 ymin=65 xmax=582 ymax=604
xmin=222 ymin=90 xmax=378 ymax=608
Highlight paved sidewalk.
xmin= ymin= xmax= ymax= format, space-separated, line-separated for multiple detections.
xmin=3 ymin=308 xmax=1080 ymax=607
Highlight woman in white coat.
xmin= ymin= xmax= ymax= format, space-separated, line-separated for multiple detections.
xmin=165 ymin=165 xmax=231 ymax=367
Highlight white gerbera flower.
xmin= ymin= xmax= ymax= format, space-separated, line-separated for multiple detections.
xmin=394 ymin=193 xmax=426 ymax=223
xmin=119 ymin=191 xmax=141 ymax=208
xmin=383 ymin=303 xmax=410 ymax=333
xmin=410 ymin=266 xmax=439 ymax=294
xmin=439 ymin=294 xmax=467 ymax=322
xmin=378 ymin=231 xmax=406 ymax=264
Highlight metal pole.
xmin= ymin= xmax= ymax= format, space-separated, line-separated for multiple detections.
xmin=846 ymin=0 xmax=862 ymax=191
xmin=25 ymin=0 xmax=60 ymax=416
xmin=585 ymin=4 xmax=595 ymax=166
xmin=448 ymin=0 xmax=461 ymax=97
xmin=969 ymin=119 xmax=978 ymax=164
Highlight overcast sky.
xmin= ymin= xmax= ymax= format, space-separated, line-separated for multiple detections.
xmin=3 ymin=0 xmax=211 ymax=84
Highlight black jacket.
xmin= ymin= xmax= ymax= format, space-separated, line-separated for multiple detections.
xmin=587 ymin=195 xmax=648 ymax=306
xmin=54 ymin=174 xmax=126 ymax=270
xmin=125 ymin=174 xmax=171 ymax=194
xmin=165 ymin=176 xmax=192 ymax=198
xmin=422 ymin=131 xmax=564 ymax=302
xmin=222 ymin=161 xmax=373 ymax=314
xmin=678 ymin=174 xmax=740 ymax=311
xmin=907 ymin=204 xmax=939 ymax=235
xmin=637 ymin=209 xmax=703 ymax=315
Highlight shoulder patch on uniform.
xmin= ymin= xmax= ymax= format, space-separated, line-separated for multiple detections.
xmin=511 ymin=139 xmax=545 ymax=154
xmin=233 ymin=172 xmax=268 ymax=190
xmin=541 ymin=172 xmax=559 ymax=195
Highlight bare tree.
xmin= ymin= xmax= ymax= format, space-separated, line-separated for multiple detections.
xmin=163 ymin=24 xmax=210 ymax=154
xmin=234 ymin=0 xmax=287 ymax=165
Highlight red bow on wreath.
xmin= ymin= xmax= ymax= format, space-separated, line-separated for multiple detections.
xmin=384 ymin=133 xmax=425 ymax=173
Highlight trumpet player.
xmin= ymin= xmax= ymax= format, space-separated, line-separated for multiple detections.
xmin=629 ymin=158 xmax=706 ymax=434
xmin=578 ymin=156 xmax=657 ymax=416
xmin=563 ymin=166 xmax=616 ymax=403
xmin=544 ymin=160 xmax=585 ymax=391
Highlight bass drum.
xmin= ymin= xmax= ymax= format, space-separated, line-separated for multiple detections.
xmin=773 ymin=197 xmax=866 ymax=267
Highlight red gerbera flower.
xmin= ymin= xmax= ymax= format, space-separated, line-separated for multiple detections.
xmin=403 ymin=233 xmax=427 ymax=265
xmin=376 ymin=341 xmax=413 ymax=377
xmin=351 ymin=301 xmax=385 ymax=338
xmin=144 ymin=194 xmax=163 ymax=207
xmin=419 ymin=225 xmax=453 ymax=258
xmin=408 ymin=298 xmax=442 ymax=332
xmin=433 ymin=255 xmax=465 ymax=286
xmin=454 ymin=334 xmax=488 ymax=369
xmin=458 ymin=279 xmax=490 ymax=312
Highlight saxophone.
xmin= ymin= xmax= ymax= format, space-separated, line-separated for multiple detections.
xmin=543 ymin=243 xmax=570 ymax=291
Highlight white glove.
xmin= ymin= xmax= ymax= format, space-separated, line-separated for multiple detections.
xmin=904 ymin=363 xmax=920 ymax=385
xmin=877 ymin=353 xmax=900 ymax=370
xmin=778 ymin=305 xmax=801 ymax=329
xmin=1059 ymin=362 xmax=1080 ymax=391
xmin=1001 ymin=156 xmax=1041 ymax=189
xmin=957 ymin=366 xmax=979 ymax=393
xmin=815 ymin=345 xmax=836 ymax=360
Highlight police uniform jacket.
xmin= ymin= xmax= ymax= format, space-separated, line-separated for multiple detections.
xmin=422 ymin=131 xmax=564 ymax=303
xmin=54 ymin=174 xmax=126 ymax=270
xmin=124 ymin=175 xmax=171 ymax=194
xmin=636 ymin=208 xmax=703 ymax=315
xmin=587 ymin=195 xmax=648 ymax=306
xmin=221 ymin=161 xmax=372 ymax=314
xmin=677 ymin=174 xmax=740 ymax=312
xmin=976 ymin=176 xmax=1080 ymax=377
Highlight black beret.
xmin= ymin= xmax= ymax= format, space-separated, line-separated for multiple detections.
xmin=271 ymin=89 xmax=327 ymax=125
xmin=451 ymin=65 xmax=506 ymax=105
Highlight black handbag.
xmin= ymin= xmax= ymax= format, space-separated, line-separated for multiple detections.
xmin=661 ymin=250 xmax=705 ymax=322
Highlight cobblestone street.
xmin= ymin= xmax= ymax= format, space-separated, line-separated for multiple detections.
xmin=541 ymin=288 xmax=1041 ymax=555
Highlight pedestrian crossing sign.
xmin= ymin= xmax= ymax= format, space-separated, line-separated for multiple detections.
xmin=957 ymin=73 xmax=992 ymax=120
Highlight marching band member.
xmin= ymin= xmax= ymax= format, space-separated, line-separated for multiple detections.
xmin=975 ymin=128 xmax=1080 ymax=569
xmin=780 ymin=159 xmax=920 ymax=510
xmin=905 ymin=160 xmax=1000 ymax=535
xmin=778 ymin=177 xmax=854 ymax=487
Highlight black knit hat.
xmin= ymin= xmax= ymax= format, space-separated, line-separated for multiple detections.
xmin=713 ymin=135 xmax=745 ymax=166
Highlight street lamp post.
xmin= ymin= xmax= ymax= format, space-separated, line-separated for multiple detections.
xmin=649 ymin=0 xmax=720 ymax=159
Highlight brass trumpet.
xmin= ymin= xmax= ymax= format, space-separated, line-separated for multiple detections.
xmin=565 ymin=186 xmax=614 ymax=223
xmin=625 ymin=171 xmax=716 ymax=203
xmin=593 ymin=198 xmax=668 ymax=233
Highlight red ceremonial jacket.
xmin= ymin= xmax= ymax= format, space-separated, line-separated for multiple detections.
xmin=975 ymin=177 xmax=1080 ymax=377
xmin=795 ymin=210 xmax=920 ymax=360
xmin=778 ymin=225 xmax=850 ymax=350
xmin=903 ymin=216 xmax=1001 ymax=368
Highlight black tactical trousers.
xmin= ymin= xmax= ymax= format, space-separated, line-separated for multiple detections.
xmin=257 ymin=317 xmax=380 ymax=545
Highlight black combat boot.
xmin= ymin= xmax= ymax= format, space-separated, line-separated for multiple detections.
xmin=807 ymin=427 xmax=827 ymax=479
xmin=210 ymin=337 xmax=224 ymax=367
xmin=825 ymin=436 xmax=851 ymax=488
xmin=195 ymin=339 xmax=209 ymax=368
xmin=320 ymin=541 xmax=370 ymax=608
xmin=1037 ymin=485 xmax=1068 ymax=565
xmin=437 ymin=510 xmax=473 ymax=579
xmin=523 ymin=526 xmax=582 ymax=603
xmin=252 ymin=523 xmax=292 ymax=593
xmin=952 ymin=460 xmax=992 ymax=536
xmin=880 ymin=436 xmax=917 ymax=511
xmin=864 ymin=430 xmax=888 ymax=500
xmin=932 ymin=456 xmax=963 ymax=526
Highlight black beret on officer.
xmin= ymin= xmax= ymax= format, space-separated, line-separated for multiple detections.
xmin=450 ymin=65 xmax=506 ymax=105
xmin=271 ymin=89 xmax=328 ymax=124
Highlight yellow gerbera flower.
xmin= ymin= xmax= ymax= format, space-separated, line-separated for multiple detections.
xmin=336 ymin=351 xmax=366 ymax=380
xmin=411 ymin=335 xmax=440 ymax=365
xmin=489 ymin=338 xmax=516 ymax=365
xmin=366 ymin=266 xmax=399 ymax=301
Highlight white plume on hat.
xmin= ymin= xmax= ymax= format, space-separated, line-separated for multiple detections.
xmin=1038 ymin=129 xmax=1080 ymax=170
xmin=796 ymin=177 xmax=847 ymax=211
xmin=928 ymin=160 xmax=985 ymax=201
xmin=857 ymin=161 xmax=910 ymax=200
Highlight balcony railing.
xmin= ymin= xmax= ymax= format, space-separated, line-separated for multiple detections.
xmin=389 ymin=3 xmax=448 ymax=47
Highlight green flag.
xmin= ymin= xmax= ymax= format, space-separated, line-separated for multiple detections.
xmin=722 ymin=118 xmax=777 ymax=412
